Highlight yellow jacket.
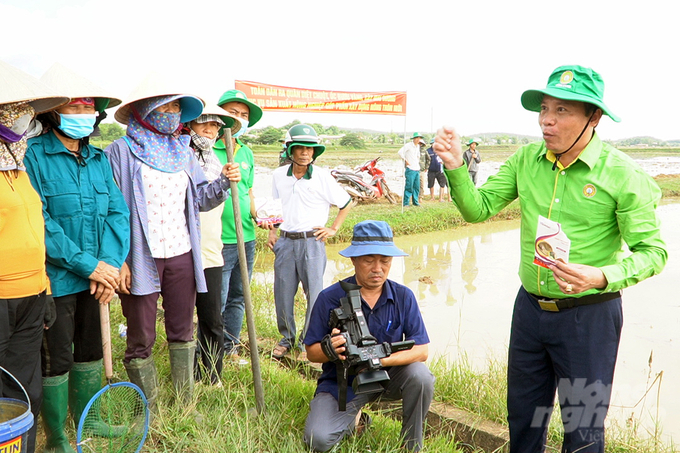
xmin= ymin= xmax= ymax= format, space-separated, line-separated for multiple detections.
xmin=0 ymin=170 xmax=48 ymax=298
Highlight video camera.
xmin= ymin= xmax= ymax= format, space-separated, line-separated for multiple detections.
xmin=328 ymin=281 xmax=414 ymax=409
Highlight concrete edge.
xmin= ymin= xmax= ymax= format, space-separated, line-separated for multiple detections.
xmin=279 ymin=355 xmax=509 ymax=452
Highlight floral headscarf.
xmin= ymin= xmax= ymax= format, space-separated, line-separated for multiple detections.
xmin=0 ymin=102 xmax=35 ymax=171
xmin=126 ymin=95 xmax=192 ymax=173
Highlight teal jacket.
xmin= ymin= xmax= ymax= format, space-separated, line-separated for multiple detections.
xmin=25 ymin=131 xmax=130 ymax=298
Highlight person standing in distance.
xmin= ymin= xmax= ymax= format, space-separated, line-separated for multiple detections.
xmin=426 ymin=138 xmax=449 ymax=202
xmin=398 ymin=132 xmax=424 ymax=206
xmin=462 ymin=138 xmax=481 ymax=185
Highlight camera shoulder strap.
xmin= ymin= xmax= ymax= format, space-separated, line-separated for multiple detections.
xmin=337 ymin=362 xmax=349 ymax=411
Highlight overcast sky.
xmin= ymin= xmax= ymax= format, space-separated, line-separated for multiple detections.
xmin=1 ymin=0 xmax=677 ymax=140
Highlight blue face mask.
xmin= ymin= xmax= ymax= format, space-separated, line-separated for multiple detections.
xmin=147 ymin=110 xmax=181 ymax=135
xmin=59 ymin=114 xmax=97 ymax=139
xmin=232 ymin=119 xmax=249 ymax=138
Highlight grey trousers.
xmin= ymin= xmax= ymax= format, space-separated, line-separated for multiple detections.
xmin=304 ymin=362 xmax=435 ymax=452
xmin=273 ymin=236 xmax=327 ymax=349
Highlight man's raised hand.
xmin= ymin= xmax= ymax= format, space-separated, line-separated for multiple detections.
xmin=433 ymin=126 xmax=464 ymax=170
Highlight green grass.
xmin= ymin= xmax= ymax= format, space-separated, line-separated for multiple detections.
xmin=655 ymin=175 xmax=680 ymax=197
xmin=89 ymin=279 xmax=678 ymax=453
xmin=36 ymin=273 xmax=678 ymax=451
xmin=431 ymin=351 xmax=678 ymax=452
xmin=90 ymin=293 xmax=469 ymax=453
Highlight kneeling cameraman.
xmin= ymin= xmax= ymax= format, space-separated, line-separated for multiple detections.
xmin=303 ymin=220 xmax=434 ymax=452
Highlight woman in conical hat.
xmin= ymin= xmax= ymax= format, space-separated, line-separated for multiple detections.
xmin=0 ymin=59 xmax=68 ymax=453
xmin=105 ymin=74 xmax=241 ymax=413
xmin=24 ymin=62 xmax=130 ymax=452
xmin=183 ymin=105 xmax=242 ymax=385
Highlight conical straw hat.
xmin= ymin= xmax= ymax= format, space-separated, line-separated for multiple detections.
xmin=115 ymin=71 xmax=204 ymax=125
xmin=193 ymin=103 xmax=243 ymax=136
xmin=40 ymin=63 xmax=121 ymax=111
xmin=0 ymin=60 xmax=69 ymax=113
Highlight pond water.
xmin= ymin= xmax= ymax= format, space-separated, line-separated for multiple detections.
xmin=252 ymin=155 xmax=680 ymax=198
xmin=251 ymin=155 xmax=680 ymax=442
xmin=253 ymin=203 xmax=680 ymax=444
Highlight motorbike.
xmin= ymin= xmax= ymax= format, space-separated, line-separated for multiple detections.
xmin=331 ymin=156 xmax=398 ymax=204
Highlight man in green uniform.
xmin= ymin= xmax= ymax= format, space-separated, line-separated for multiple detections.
xmin=434 ymin=65 xmax=667 ymax=453
xmin=214 ymin=89 xmax=267 ymax=360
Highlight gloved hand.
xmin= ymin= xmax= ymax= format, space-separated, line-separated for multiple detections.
xmin=43 ymin=294 xmax=57 ymax=329
xmin=321 ymin=331 xmax=346 ymax=363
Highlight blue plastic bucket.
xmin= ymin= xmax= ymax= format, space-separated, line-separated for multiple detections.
xmin=0 ymin=366 xmax=34 ymax=453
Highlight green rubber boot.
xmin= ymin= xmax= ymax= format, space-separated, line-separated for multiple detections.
xmin=168 ymin=341 xmax=196 ymax=404
xmin=169 ymin=341 xmax=203 ymax=423
xmin=42 ymin=373 xmax=76 ymax=453
xmin=124 ymin=356 xmax=159 ymax=417
xmin=69 ymin=360 xmax=125 ymax=437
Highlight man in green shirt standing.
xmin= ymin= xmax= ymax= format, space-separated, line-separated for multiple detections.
xmin=214 ymin=89 xmax=268 ymax=360
xmin=434 ymin=65 xmax=667 ymax=453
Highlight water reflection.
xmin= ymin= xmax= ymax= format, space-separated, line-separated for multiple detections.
xmin=253 ymin=205 xmax=680 ymax=443
xmin=461 ymin=237 xmax=478 ymax=294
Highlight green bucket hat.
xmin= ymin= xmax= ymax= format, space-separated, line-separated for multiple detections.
xmin=467 ymin=138 xmax=479 ymax=146
xmin=411 ymin=132 xmax=423 ymax=140
xmin=217 ymin=89 xmax=263 ymax=127
xmin=521 ymin=65 xmax=620 ymax=122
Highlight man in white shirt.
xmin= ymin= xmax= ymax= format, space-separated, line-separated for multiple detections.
xmin=398 ymin=132 xmax=424 ymax=206
xmin=268 ymin=124 xmax=352 ymax=359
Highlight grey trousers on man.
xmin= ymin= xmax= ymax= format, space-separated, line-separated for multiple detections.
xmin=304 ymin=362 xmax=435 ymax=452
xmin=273 ymin=235 xmax=327 ymax=349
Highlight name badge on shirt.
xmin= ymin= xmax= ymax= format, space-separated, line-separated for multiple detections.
xmin=534 ymin=215 xmax=571 ymax=269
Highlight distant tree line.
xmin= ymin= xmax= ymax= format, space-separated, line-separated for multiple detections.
xmin=94 ymin=120 xmax=677 ymax=149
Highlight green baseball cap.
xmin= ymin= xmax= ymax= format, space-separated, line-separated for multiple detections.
xmin=521 ymin=65 xmax=620 ymax=122
xmin=217 ymin=89 xmax=263 ymax=127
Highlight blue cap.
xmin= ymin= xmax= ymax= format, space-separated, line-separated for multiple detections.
xmin=339 ymin=221 xmax=407 ymax=258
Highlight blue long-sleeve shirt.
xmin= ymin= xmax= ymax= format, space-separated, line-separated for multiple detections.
xmin=25 ymin=131 xmax=130 ymax=298
xmin=105 ymin=137 xmax=230 ymax=295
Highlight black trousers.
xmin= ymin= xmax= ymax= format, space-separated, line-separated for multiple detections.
xmin=1 ymin=291 xmax=47 ymax=453
xmin=42 ymin=290 xmax=103 ymax=377
xmin=195 ymin=266 xmax=224 ymax=384
xmin=508 ymin=287 xmax=622 ymax=453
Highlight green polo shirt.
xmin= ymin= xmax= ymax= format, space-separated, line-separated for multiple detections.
xmin=213 ymin=138 xmax=256 ymax=244
xmin=444 ymin=133 xmax=667 ymax=298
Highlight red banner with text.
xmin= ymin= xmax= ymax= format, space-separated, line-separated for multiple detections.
xmin=235 ymin=80 xmax=407 ymax=116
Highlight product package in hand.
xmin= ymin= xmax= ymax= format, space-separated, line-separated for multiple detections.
xmin=254 ymin=197 xmax=284 ymax=226
xmin=533 ymin=215 xmax=571 ymax=269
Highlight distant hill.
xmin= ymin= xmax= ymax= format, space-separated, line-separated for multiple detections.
xmin=251 ymin=123 xmax=679 ymax=147
xmin=356 ymin=129 xmax=679 ymax=147
xmin=610 ymin=136 xmax=679 ymax=147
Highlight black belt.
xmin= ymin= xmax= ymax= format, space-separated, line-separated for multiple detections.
xmin=280 ymin=230 xmax=316 ymax=240
xmin=528 ymin=290 xmax=621 ymax=312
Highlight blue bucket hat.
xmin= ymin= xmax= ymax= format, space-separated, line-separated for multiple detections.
xmin=339 ymin=221 xmax=407 ymax=258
